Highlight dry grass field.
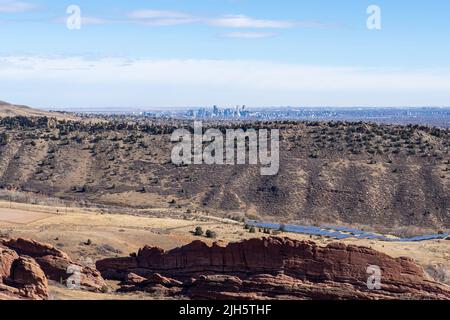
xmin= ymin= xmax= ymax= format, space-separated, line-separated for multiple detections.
xmin=0 ymin=207 xmax=52 ymax=224
xmin=1 ymin=200 xmax=448 ymax=299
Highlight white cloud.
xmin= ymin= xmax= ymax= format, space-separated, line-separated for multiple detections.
xmin=137 ymin=17 xmax=198 ymax=26
xmin=127 ymin=9 xmax=198 ymax=26
xmin=208 ymin=15 xmax=296 ymax=29
xmin=81 ymin=16 xmax=109 ymax=25
xmin=221 ymin=31 xmax=277 ymax=39
xmin=1 ymin=56 xmax=449 ymax=108
xmin=125 ymin=10 xmax=334 ymax=30
xmin=0 ymin=0 xmax=35 ymax=13
xmin=128 ymin=10 xmax=192 ymax=20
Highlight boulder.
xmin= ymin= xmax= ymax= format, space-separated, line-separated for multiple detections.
xmin=2 ymin=238 xmax=70 ymax=260
xmin=0 ymin=244 xmax=48 ymax=300
xmin=36 ymin=255 xmax=106 ymax=292
xmin=118 ymin=272 xmax=183 ymax=296
xmin=10 ymin=256 xmax=48 ymax=300
xmin=124 ymin=272 xmax=146 ymax=285
xmin=1 ymin=238 xmax=107 ymax=296
xmin=0 ymin=247 xmax=19 ymax=281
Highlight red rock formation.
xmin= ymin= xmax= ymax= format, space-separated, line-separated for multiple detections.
xmin=3 ymin=238 xmax=70 ymax=260
xmin=0 ymin=244 xmax=48 ymax=300
xmin=118 ymin=272 xmax=184 ymax=296
xmin=97 ymin=237 xmax=450 ymax=300
xmin=1 ymin=238 xmax=107 ymax=299
xmin=10 ymin=256 xmax=48 ymax=299
xmin=34 ymin=254 xmax=106 ymax=292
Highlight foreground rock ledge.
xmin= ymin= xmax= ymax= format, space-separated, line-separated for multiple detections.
xmin=97 ymin=237 xmax=450 ymax=300
xmin=1 ymin=238 xmax=107 ymax=300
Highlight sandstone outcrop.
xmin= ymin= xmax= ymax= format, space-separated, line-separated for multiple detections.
xmin=1 ymin=238 xmax=107 ymax=299
xmin=97 ymin=237 xmax=450 ymax=300
xmin=0 ymin=244 xmax=48 ymax=299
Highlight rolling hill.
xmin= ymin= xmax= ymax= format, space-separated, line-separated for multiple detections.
xmin=0 ymin=113 xmax=448 ymax=232
xmin=0 ymin=101 xmax=77 ymax=120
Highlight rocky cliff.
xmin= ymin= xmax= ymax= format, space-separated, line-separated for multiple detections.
xmin=0 ymin=245 xmax=48 ymax=300
xmin=0 ymin=238 xmax=106 ymax=299
xmin=97 ymin=237 xmax=450 ymax=300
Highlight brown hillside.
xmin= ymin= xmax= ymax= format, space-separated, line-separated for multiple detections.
xmin=0 ymin=116 xmax=448 ymax=230
xmin=0 ymin=101 xmax=77 ymax=120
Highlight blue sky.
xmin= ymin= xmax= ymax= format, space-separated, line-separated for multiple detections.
xmin=0 ymin=0 xmax=450 ymax=109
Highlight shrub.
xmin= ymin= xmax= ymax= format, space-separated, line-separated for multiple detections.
xmin=101 ymin=285 xmax=110 ymax=293
xmin=194 ymin=226 xmax=204 ymax=236
xmin=0 ymin=132 xmax=9 ymax=145
xmin=206 ymin=230 xmax=217 ymax=239
xmin=249 ymin=227 xmax=256 ymax=233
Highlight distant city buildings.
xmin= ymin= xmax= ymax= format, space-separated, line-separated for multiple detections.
xmin=185 ymin=105 xmax=249 ymax=119
xmin=80 ymin=106 xmax=450 ymax=128
xmin=175 ymin=107 xmax=450 ymax=127
xmin=183 ymin=105 xmax=316 ymax=120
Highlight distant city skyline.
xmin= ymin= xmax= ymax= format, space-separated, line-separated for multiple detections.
xmin=64 ymin=105 xmax=450 ymax=128
xmin=0 ymin=0 xmax=450 ymax=109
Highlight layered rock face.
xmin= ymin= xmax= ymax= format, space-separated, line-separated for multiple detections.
xmin=97 ymin=237 xmax=450 ymax=300
xmin=0 ymin=243 xmax=48 ymax=299
xmin=2 ymin=238 xmax=106 ymax=292
xmin=0 ymin=238 xmax=107 ymax=300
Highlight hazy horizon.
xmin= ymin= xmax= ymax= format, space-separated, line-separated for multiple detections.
xmin=48 ymin=105 xmax=450 ymax=113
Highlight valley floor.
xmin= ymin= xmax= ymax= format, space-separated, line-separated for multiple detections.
xmin=0 ymin=200 xmax=449 ymax=299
